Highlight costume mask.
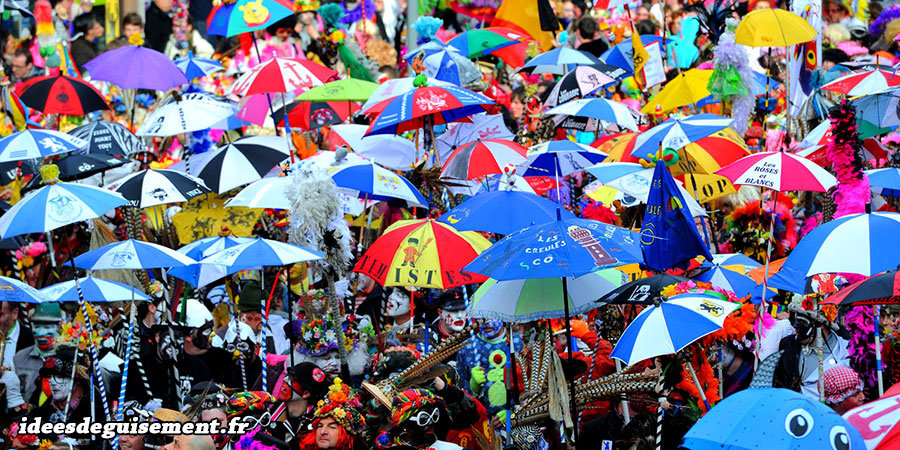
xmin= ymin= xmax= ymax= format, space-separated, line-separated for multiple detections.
xmin=314 ymin=350 xmax=342 ymax=378
xmin=439 ymin=309 xmax=467 ymax=333
xmin=479 ymin=319 xmax=505 ymax=340
xmin=33 ymin=322 xmax=61 ymax=355
xmin=48 ymin=375 xmax=71 ymax=401
xmin=385 ymin=290 xmax=411 ymax=318
xmin=158 ymin=333 xmax=182 ymax=364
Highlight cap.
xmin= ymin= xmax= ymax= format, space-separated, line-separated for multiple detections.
xmin=823 ymin=365 xmax=862 ymax=404
xmin=238 ymin=280 xmax=262 ymax=313
xmin=436 ymin=289 xmax=466 ymax=312
xmin=289 ymin=362 xmax=331 ymax=399
xmin=31 ymin=302 xmax=63 ymax=323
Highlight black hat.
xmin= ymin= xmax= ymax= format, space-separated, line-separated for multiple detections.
xmin=238 ymin=280 xmax=263 ymax=313
xmin=436 ymin=289 xmax=466 ymax=312
xmin=288 ymin=362 xmax=331 ymax=399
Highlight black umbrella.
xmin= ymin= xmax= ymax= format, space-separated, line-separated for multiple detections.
xmin=543 ymin=63 xmax=629 ymax=107
xmin=112 ymin=169 xmax=211 ymax=208
xmin=23 ymin=154 xmax=129 ymax=191
xmin=596 ymin=274 xmax=691 ymax=305
xmin=179 ymin=136 xmax=290 ymax=194
xmin=68 ymin=121 xmax=145 ymax=157
xmin=0 ymin=160 xmax=38 ymax=185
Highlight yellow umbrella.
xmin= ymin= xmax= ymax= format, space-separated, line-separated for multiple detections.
xmin=640 ymin=69 xmax=713 ymax=114
xmin=734 ymin=9 xmax=817 ymax=47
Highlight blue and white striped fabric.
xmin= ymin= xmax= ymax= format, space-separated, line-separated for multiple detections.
xmin=41 ymin=276 xmax=151 ymax=302
xmin=610 ymin=292 xmax=740 ymax=366
xmin=546 ymin=98 xmax=640 ymax=131
xmin=781 ymin=212 xmax=900 ymax=277
xmin=521 ymin=140 xmax=609 ymax=177
xmin=167 ymin=263 xmax=229 ymax=288
xmin=0 ymin=182 xmax=127 ymax=239
xmin=174 ymin=54 xmax=224 ymax=79
xmin=177 ymin=235 xmax=254 ymax=260
xmin=197 ymin=237 xmax=323 ymax=274
xmin=0 ymin=275 xmax=48 ymax=303
xmin=327 ymin=162 xmax=428 ymax=206
xmin=630 ymin=114 xmax=732 ymax=159
xmin=0 ymin=129 xmax=86 ymax=162
xmin=74 ymin=239 xmax=196 ymax=270
xmin=519 ymin=47 xmax=602 ymax=75
xmin=866 ymin=167 xmax=900 ymax=197
xmin=694 ymin=265 xmax=758 ymax=299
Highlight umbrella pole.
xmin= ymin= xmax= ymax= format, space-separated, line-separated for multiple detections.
xmin=357 ymin=192 xmax=370 ymax=252
xmin=250 ymin=33 xmax=281 ymax=139
xmin=816 ymin=300 xmax=824 ymax=402
xmin=505 ymin=322 xmax=514 ymax=447
xmin=761 ymin=189 xmax=778 ymax=317
xmin=281 ymin=92 xmax=295 ymax=164
xmin=560 ymin=276 xmax=579 ymax=443
xmin=46 ymin=232 xmax=56 ymax=267
xmin=762 ymin=48 xmax=772 ymax=150
xmin=685 ymin=361 xmax=710 ymax=411
xmin=63 ymin=345 xmax=80 ymax=417
xmin=286 ymin=268 xmax=296 ymax=371
xmin=614 ymin=359 xmax=631 ymax=424
xmin=875 ymin=304 xmax=884 ymax=397
xmin=115 ymin=273 xmax=137 ymax=424
xmin=655 ymin=371 xmax=664 ymax=450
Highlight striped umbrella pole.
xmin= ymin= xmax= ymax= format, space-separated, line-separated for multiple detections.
xmin=260 ymin=271 xmax=267 ymax=394
xmin=116 ymin=278 xmax=138 ymax=422
xmin=656 ymin=374 xmax=665 ymax=450
xmin=236 ymin=315 xmax=248 ymax=391
xmin=75 ymin=280 xmax=112 ymax=420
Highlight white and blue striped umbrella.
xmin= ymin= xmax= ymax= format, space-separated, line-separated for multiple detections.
xmin=174 ymin=54 xmax=225 ymax=79
xmin=866 ymin=167 xmax=900 ymax=197
xmin=0 ymin=182 xmax=128 ymax=239
xmin=693 ymin=265 xmax=758 ymax=298
xmin=405 ymin=42 xmax=480 ymax=86
xmin=177 ymin=235 xmax=254 ymax=260
xmin=521 ymin=141 xmax=609 ymax=177
xmin=197 ymin=237 xmax=323 ymax=273
xmin=226 ymin=176 xmax=292 ymax=210
xmin=0 ymin=275 xmax=49 ymax=303
xmin=41 ymin=276 xmax=151 ymax=302
xmin=781 ymin=212 xmax=900 ymax=277
xmin=630 ymin=114 xmax=732 ymax=160
xmin=0 ymin=129 xmax=86 ymax=162
xmin=327 ymin=162 xmax=428 ymax=206
xmin=546 ymin=98 xmax=640 ymax=131
xmin=166 ymin=263 xmax=229 ymax=288
xmin=519 ymin=47 xmax=603 ymax=75
xmin=74 ymin=239 xmax=196 ymax=270
xmin=610 ymin=292 xmax=740 ymax=365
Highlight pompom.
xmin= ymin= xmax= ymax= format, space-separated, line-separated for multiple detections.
xmin=413 ymin=17 xmax=443 ymax=44
xmin=413 ymin=73 xmax=428 ymax=87
xmin=34 ymin=0 xmax=54 ymax=36
xmin=128 ymin=32 xmax=144 ymax=46
xmin=317 ymin=3 xmax=346 ymax=28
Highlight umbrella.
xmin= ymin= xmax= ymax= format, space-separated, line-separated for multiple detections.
xmin=0 ymin=129 xmax=86 ymax=162
xmin=715 ymin=151 xmax=837 ymax=192
xmin=193 ymin=237 xmax=322 ymax=275
xmin=230 ymin=57 xmax=336 ymax=96
xmin=693 ymin=265 xmax=760 ymax=299
xmin=68 ymin=121 xmax=145 ymax=156
xmin=843 ymin=386 xmax=900 ymax=450
xmin=206 ymin=0 xmax=295 ymax=37
xmin=41 ymin=276 xmax=152 ymax=302
xmin=226 ymin=176 xmax=292 ymax=209
xmin=366 ymin=84 xmax=494 ymax=136
xmin=83 ymin=45 xmax=188 ymax=91
xmin=172 ymin=136 xmax=290 ymax=193
xmin=435 ymin=114 xmax=515 ymax=163
xmin=585 ymin=162 xmax=707 ymax=217
xmin=596 ymin=273 xmax=691 ymax=305
xmin=17 ymin=75 xmax=109 ymax=115
xmin=543 ymin=64 xmax=627 ymax=107
xmin=137 ymin=92 xmax=240 ymax=136
xmin=546 ymin=98 xmax=639 ymax=132
xmin=0 ymin=0 xmax=31 ymax=16
xmin=437 ymin=189 xmax=576 ymax=235
xmin=640 ymin=69 xmax=713 ymax=114
xmin=0 ymin=181 xmax=127 ymax=239
xmin=405 ymin=42 xmax=482 ymax=86
xmin=866 ymin=167 xmax=900 ymax=197
xmin=520 ymin=140 xmax=609 ymax=178
xmin=600 ymin=35 xmax=667 ymax=73
xmin=684 ymin=388 xmax=864 ymax=449
xmin=177 ymin=235 xmax=254 ymax=260
xmin=734 ymin=9 xmax=817 ymax=47
xmin=174 ymin=53 xmax=224 ymax=79
xmin=0 ymin=276 xmax=49 ymax=303
xmin=272 ymin=100 xmax=360 ymax=130
xmin=330 ymin=124 xmax=417 ymax=170
xmin=352 ymin=219 xmax=491 ymax=289
xmin=445 ymin=27 xmax=525 ymax=58
xmin=821 ymin=69 xmax=900 ymax=97
xmin=822 ymin=271 xmax=900 ymax=306
xmin=360 ymin=76 xmax=455 ymax=115
xmin=668 ymin=128 xmax=751 ymax=177
xmin=75 ymin=238 xmax=195 ymax=270
xmin=518 ymin=47 xmax=603 ymax=75
xmin=593 ymin=132 xmax=641 ymax=163
xmin=111 ymin=169 xmax=212 ymax=208
xmin=24 ymin=154 xmax=128 ymax=189
xmin=469 ymin=269 xmax=627 ymax=322
xmin=609 ymin=291 xmax=740 ymax=365
xmin=853 ymin=87 xmax=900 ymax=129
xmin=630 ymin=114 xmax=732 ymax=159
xmin=327 ymin=162 xmax=428 ymax=206
xmin=441 ymin=139 xmax=528 ymax=180
xmin=708 ymin=253 xmax=761 ymax=274
xmin=296 ymin=78 xmax=379 ymax=102
xmin=0 ymin=160 xmax=36 ymax=185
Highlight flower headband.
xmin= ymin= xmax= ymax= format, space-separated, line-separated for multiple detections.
xmin=314 ymin=378 xmax=366 ymax=435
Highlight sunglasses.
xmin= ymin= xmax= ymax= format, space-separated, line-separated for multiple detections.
xmin=408 ymin=408 xmax=440 ymax=427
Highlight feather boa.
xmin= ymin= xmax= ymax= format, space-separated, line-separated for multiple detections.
xmin=844 ymin=306 xmax=878 ymax=394
xmin=235 ymin=426 xmax=276 ymax=450
xmin=827 ymin=101 xmax=870 ymax=218
xmin=722 ymin=198 xmax=798 ymax=260
xmin=869 ymin=5 xmax=900 ymax=37
xmin=340 ymin=0 xmax=375 ymax=26
xmin=708 ymin=19 xmax=754 ymax=136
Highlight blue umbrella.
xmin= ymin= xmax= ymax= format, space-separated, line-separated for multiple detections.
xmin=630 ymin=113 xmax=732 ymax=159
xmin=706 ymin=253 xmax=762 ymax=273
xmin=174 ymin=53 xmax=224 ymax=79
xmin=520 ymin=141 xmax=609 ymax=177
xmin=546 ymin=98 xmax=640 ymax=132
xmin=0 ymin=182 xmax=128 ymax=239
xmin=0 ymin=276 xmax=48 ymax=303
xmin=41 ymin=276 xmax=152 ymax=302
xmin=366 ymin=84 xmax=494 ymax=136
xmin=177 ymin=235 xmax=254 ymax=260
xmin=327 ymin=162 xmax=428 ymax=206
xmin=193 ymin=237 xmax=323 ymax=276
xmin=0 ymin=129 xmax=86 ymax=162
xmin=682 ymin=388 xmax=865 ymax=450
xmin=437 ymin=190 xmax=576 ymax=235
xmin=694 ymin=265 xmax=760 ymax=299
xmin=404 ymin=42 xmax=480 ymax=86
xmin=74 ymin=239 xmax=196 ymax=270
xmin=866 ymin=167 xmax=900 ymax=197
xmin=519 ymin=47 xmax=603 ymax=75
xmin=601 ymin=35 xmax=668 ymax=74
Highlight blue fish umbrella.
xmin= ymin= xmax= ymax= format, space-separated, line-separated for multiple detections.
xmin=41 ymin=276 xmax=152 ymax=302
xmin=682 ymin=387 xmax=865 ymax=450
xmin=174 ymin=53 xmax=224 ymax=79
xmin=0 ymin=182 xmax=128 ymax=239
xmin=0 ymin=276 xmax=49 ymax=303
xmin=206 ymin=0 xmax=295 ymax=37
xmin=438 ymin=190 xmax=576 ymax=235
xmin=463 ymin=217 xmax=642 ymax=280
xmin=74 ymin=239 xmax=196 ymax=270
xmin=630 ymin=114 xmax=732 ymax=160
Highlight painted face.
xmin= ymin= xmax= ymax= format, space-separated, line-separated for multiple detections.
xmin=315 ymin=350 xmax=342 ymax=378
xmin=440 ymin=309 xmax=467 ymax=333
xmin=385 ymin=290 xmax=411 ymax=318
xmin=479 ymin=319 xmax=505 ymax=340
xmin=33 ymin=322 xmax=60 ymax=354
xmin=277 ymin=375 xmax=302 ymax=402
xmin=158 ymin=333 xmax=181 ymax=363
xmin=48 ymin=375 xmax=71 ymax=401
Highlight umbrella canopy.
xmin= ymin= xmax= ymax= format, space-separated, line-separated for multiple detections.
xmin=0 ymin=182 xmax=127 ymax=239
xmin=734 ymin=9 xmax=817 ymax=47
xmin=75 ymin=239 xmax=196 ymax=270
xmin=177 ymin=235 xmax=254 ymax=260
xmin=352 ymin=219 xmax=491 ymax=289
xmin=366 ymin=84 xmax=494 ymax=135
xmin=112 ymin=169 xmax=212 ymax=208
xmin=464 ymin=217 xmax=642 ymax=280
xmin=435 ymin=114 xmax=515 ymax=161
xmin=0 ymin=276 xmax=49 ymax=303
xmin=206 ymin=0 xmax=294 ymax=37
xmin=585 ymin=162 xmax=707 ymax=217
xmin=0 ymin=129 xmax=86 ymax=162
xmin=708 ymin=253 xmax=762 ymax=274
xmin=406 ymin=43 xmax=482 ymax=86
xmin=360 ymin=76 xmax=454 ymax=115
xmin=137 ymin=92 xmax=240 ymax=136
xmin=546 ymin=98 xmax=639 ymax=132
xmin=173 ymin=136 xmax=290 ymax=193
xmin=0 ymin=160 xmax=36 ymax=185
xmin=640 ymin=69 xmax=713 ymax=114
xmin=843 ymin=387 xmax=900 ymax=450
xmin=226 ymin=176 xmax=292 ymax=209
xmin=330 ymin=124 xmax=417 ymax=170
xmin=327 ymin=162 xmax=428 ymax=206
xmin=273 ymin=100 xmax=360 ymax=130
xmin=543 ymin=64 xmax=627 ymax=107
xmin=521 ymin=141 xmax=608 ymax=177
xmin=694 ymin=265 xmax=759 ymax=299
xmin=296 ymin=78 xmax=379 ymax=102
xmin=230 ymin=57 xmax=336 ymax=96
xmin=24 ymin=154 xmax=128 ymax=189
xmin=668 ymin=128 xmax=750 ymax=177
xmin=594 ymin=132 xmax=641 ymax=163
xmin=610 ymin=291 xmax=740 ymax=365
xmin=83 ymin=45 xmax=188 ymax=91
xmin=469 ymin=269 xmax=627 ymax=322
xmin=445 ymin=27 xmax=524 ymax=58
xmin=866 ymin=167 xmax=900 ymax=197
xmin=596 ymin=273 xmax=691 ymax=305
xmin=821 ymin=69 xmax=900 ymax=97
xmin=822 ymin=271 xmax=900 ymax=306
xmin=518 ymin=47 xmax=603 ymax=75
xmin=781 ymin=212 xmax=900 ymax=277
xmin=437 ymin=189 xmax=576 ymax=235
xmin=41 ymin=276 xmax=152 ymax=302
xmin=442 ymin=139 xmax=528 ymax=180
xmin=851 ymin=87 xmax=900 ymax=128
xmin=600 ymin=35 xmax=667 ymax=73
xmin=69 ymin=121 xmax=145 ymax=156
xmin=630 ymin=114 xmax=732 ymax=159
xmin=715 ymin=151 xmax=837 ymax=192
xmin=18 ymin=75 xmax=109 ymax=115
xmin=195 ymin=237 xmax=323 ymax=274
xmin=174 ymin=54 xmax=224 ymax=79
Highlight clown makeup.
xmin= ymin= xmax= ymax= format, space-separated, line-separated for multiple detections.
xmin=385 ymin=290 xmax=411 ymax=318
xmin=439 ymin=309 xmax=467 ymax=333
xmin=158 ymin=333 xmax=182 ymax=363
xmin=277 ymin=374 xmax=302 ymax=402
xmin=33 ymin=322 xmax=60 ymax=355
xmin=315 ymin=350 xmax=342 ymax=378
xmin=479 ymin=319 xmax=505 ymax=340
xmin=48 ymin=375 xmax=71 ymax=401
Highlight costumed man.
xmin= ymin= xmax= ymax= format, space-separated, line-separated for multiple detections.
xmin=183 ymin=320 xmax=235 ymax=386
xmin=380 ymin=387 xmax=477 ymax=450
xmin=211 ymin=319 xmax=263 ymax=391
xmin=383 ymin=288 xmax=427 ymax=350
xmin=289 ymin=314 xmax=372 ymax=380
xmin=431 ymin=289 xmax=468 ymax=344
xmin=295 ymin=378 xmax=368 ymax=450
xmin=135 ymin=324 xmax=212 ymax=409
xmin=273 ymin=362 xmax=332 ymax=440
xmin=456 ymin=320 xmax=524 ymax=417
xmin=14 ymin=302 xmax=64 ymax=402
xmin=775 ymin=309 xmax=850 ymax=400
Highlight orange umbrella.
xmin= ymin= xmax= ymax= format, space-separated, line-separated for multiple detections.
xmin=747 ymin=257 xmax=786 ymax=284
xmin=593 ymin=132 xmax=641 ymax=163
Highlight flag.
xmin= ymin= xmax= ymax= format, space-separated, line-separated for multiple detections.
xmin=639 ymin=161 xmax=712 ymax=271
xmin=493 ymin=0 xmax=562 ymax=51
xmin=789 ymin=0 xmax=822 ymax=116
xmin=631 ymin=26 xmax=649 ymax=77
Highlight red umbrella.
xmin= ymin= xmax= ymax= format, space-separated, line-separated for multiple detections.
xmin=273 ymin=101 xmax=361 ymax=130
xmin=843 ymin=384 xmax=900 ymax=450
xmin=230 ymin=57 xmax=336 ymax=96
xmin=822 ymin=271 xmax=900 ymax=306
xmin=17 ymin=75 xmax=109 ymax=116
xmin=441 ymin=139 xmax=528 ymax=180
xmin=822 ymin=69 xmax=900 ymax=96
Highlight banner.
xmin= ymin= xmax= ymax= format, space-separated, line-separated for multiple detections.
xmin=105 ymin=0 xmax=120 ymax=44
xmin=789 ymin=0 xmax=822 ymax=116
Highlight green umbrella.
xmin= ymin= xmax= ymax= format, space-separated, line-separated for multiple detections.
xmin=468 ymin=269 xmax=627 ymax=322
xmin=295 ymin=78 xmax=379 ymax=102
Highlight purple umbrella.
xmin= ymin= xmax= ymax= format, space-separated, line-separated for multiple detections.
xmin=83 ymin=45 xmax=188 ymax=91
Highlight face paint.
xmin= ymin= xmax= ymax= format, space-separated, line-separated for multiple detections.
xmin=158 ymin=334 xmax=182 ymax=363
xmin=48 ymin=375 xmax=71 ymax=401
xmin=479 ymin=319 xmax=505 ymax=340
xmin=315 ymin=350 xmax=342 ymax=378
xmin=33 ymin=322 xmax=60 ymax=354
xmin=439 ymin=309 xmax=467 ymax=333
xmin=385 ymin=290 xmax=411 ymax=318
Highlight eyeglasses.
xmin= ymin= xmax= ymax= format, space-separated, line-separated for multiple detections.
xmin=225 ymin=341 xmax=251 ymax=354
xmin=408 ymin=408 xmax=440 ymax=427
xmin=243 ymin=411 xmax=272 ymax=428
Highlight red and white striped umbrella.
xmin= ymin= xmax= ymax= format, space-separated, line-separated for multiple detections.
xmin=230 ymin=57 xmax=336 ymax=96
xmin=821 ymin=69 xmax=900 ymax=97
xmin=715 ymin=151 xmax=837 ymax=192
xmin=442 ymin=139 xmax=528 ymax=180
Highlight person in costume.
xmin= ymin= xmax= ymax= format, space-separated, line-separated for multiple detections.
xmin=383 ymin=288 xmax=427 ymax=350
xmin=212 ymin=320 xmax=263 ymax=391
xmin=823 ymin=365 xmax=865 ymax=415
xmin=380 ymin=387 xmax=476 ymax=450
xmin=295 ymin=378 xmax=368 ymax=450
xmin=289 ymin=314 xmax=372 ymax=380
xmin=456 ymin=319 xmax=523 ymax=417
xmin=14 ymin=302 xmax=64 ymax=402
xmin=274 ymin=362 xmax=332 ymax=439
xmin=430 ymin=289 xmax=468 ymax=344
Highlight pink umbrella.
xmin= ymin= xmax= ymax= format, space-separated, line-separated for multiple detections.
xmin=715 ymin=151 xmax=837 ymax=192
xmin=822 ymin=69 xmax=900 ymax=97
xmin=230 ymin=57 xmax=336 ymax=96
